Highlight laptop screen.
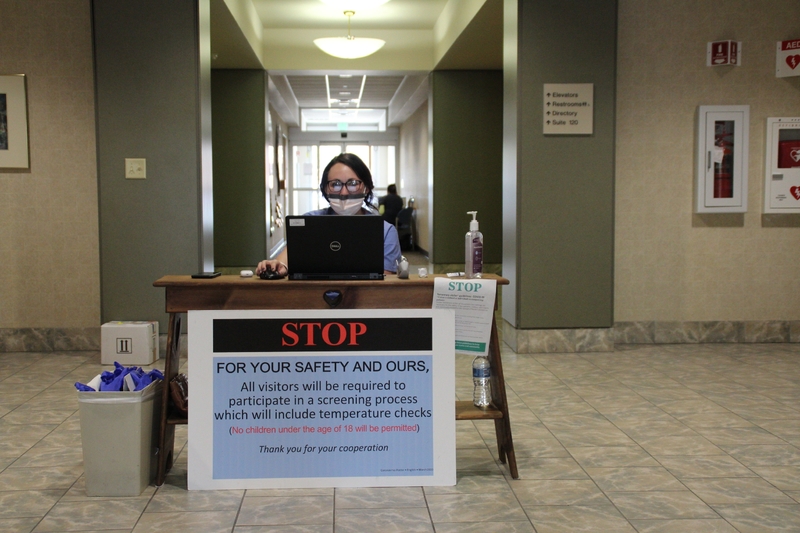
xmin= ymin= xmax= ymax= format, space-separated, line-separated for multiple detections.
xmin=285 ymin=215 xmax=385 ymax=280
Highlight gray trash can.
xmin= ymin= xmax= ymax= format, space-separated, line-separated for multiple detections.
xmin=77 ymin=380 xmax=162 ymax=496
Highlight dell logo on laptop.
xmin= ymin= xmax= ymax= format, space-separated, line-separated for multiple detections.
xmin=330 ymin=241 xmax=341 ymax=252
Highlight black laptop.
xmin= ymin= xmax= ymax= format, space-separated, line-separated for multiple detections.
xmin=286 ymin=215 xmax=385 ymax=280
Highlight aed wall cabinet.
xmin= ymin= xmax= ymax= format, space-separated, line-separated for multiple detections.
xmin=695 ymin=105 xmax=750 ymax=213
xmin=764 ymin=117 xmax=800 ymax=214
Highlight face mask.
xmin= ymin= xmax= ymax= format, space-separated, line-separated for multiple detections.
xmin=328 ymin=193 xmax=365 ymax=216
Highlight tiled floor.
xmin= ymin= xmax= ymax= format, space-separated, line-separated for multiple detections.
xmin=2 ymin=342 xmax=800 ymax=532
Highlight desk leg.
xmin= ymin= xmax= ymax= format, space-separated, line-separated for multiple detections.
xmin=489 ymin=315 xmax=518 ymax=479
xmin=156 ymin=312 xmax=181 ymax=486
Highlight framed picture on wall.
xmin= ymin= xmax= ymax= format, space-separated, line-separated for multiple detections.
xmin=277 ymin=128 xmax=287 ymax=191
xmin=268 ymin=138 xmax=275 ymax=187
xmin=270 ymin=125 xmax=286 ymax=238
xmin=273 ymin=127 xmax=280 ymax=187
xmin=0 ymin=74 xmax=30 ymax=169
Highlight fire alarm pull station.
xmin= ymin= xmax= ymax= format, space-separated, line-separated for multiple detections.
xmin=764 ymin=117 xmax=800 ymax=214
xmin=695 ymin=105 xmax=750 ymax=214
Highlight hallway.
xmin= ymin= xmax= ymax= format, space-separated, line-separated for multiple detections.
xmin=2 ymin=342 xmax=800 ymax=532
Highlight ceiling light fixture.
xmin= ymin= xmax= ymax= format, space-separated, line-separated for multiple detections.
xmin=313 ymin=10 xmax=385 ymax=59
xmin=319 ymin=0 xmax=391 ymax=10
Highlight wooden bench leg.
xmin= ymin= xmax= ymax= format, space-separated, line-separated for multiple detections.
xmin=488 ymin=316 xmax=518 ymax=479
xmin=156 ymin=313 xmax=181 ymax=486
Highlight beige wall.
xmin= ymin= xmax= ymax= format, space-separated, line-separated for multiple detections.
xmin=3 ymin=0 xmax=799 ymax=331
xmin=615 ymin=0 xmax=800 ymax=322
xmin=0 ymin=0 xmax=99 ymax=328
xmin=398 ymin=101 xmax=430 ymax=253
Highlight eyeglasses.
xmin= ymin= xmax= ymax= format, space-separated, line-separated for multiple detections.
xmin=326 ymin=179 xmax=364 ymax=193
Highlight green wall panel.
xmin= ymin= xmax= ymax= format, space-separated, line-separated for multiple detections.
xmin=94 ymin=0 xmax=204 ymax=330
xmin=515 ymin=0 xmax=616 ymax=328
xmin=211 ymin=69 xmax=267 ymax=267
xmin=431 ymin=70 xmax=503 ymax=265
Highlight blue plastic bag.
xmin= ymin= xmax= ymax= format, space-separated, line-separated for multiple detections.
xmin=75 ymin=363 xmax=164 ymax=392
xmin=99 ymin=362 xmax=133 ymax=391
xmin=129 ymin=367 xmax=164 ymax=391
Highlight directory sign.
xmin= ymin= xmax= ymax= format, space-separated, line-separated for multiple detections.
xmin=543 ymin=83 xmax=594 ymax=135
xmin=187 ymin=309 xmax=455 ymax=489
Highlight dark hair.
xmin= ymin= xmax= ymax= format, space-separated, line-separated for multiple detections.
xmin=320 ymin=153 xmax=375 ymax=207
xmin=387 ymin=184 xmax=397 ymax=194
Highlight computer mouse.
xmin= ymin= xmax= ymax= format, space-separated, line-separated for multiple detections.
xmin=259 ymin=268 xmax=285 ymax=280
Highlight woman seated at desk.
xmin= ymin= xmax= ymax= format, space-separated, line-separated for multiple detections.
xmin=256 ymin=153 xmax=402 ymax=276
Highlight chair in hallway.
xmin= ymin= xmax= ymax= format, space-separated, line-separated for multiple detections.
xmin=396 ymin=206 xmax=415 ymax=251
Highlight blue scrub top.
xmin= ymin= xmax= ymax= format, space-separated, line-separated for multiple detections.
xmin=304 ymin=207 xmax=402 ymax=272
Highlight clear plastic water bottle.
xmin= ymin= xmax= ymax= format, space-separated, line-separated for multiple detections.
xmin=472 ymin=355 xmax=491 ymax=408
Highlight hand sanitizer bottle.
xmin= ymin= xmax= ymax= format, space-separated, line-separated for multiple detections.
xmin=465 ymin=211 xmax=483 ymax=279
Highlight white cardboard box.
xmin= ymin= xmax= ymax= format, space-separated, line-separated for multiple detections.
xmin=101 ymin=321 xmax=159 ymax=365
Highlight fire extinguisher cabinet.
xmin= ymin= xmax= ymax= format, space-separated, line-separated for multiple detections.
xmin=695 ymin=105 xmax=750 ymax=213
xmin=763 ymin=117 xmax=800 ymax=214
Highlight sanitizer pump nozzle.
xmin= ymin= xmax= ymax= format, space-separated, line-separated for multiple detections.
xmin=465 ymin=211 xmax=483 ymax=279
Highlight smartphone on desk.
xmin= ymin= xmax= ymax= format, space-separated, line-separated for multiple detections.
xmin=191 ymin=272 xmax=221 ymax=279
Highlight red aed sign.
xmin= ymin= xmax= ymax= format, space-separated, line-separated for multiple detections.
xmin=777 ymin=39 xmax=800 ymax=77
xmin=781 ymin=39 xmax=800 ymax=51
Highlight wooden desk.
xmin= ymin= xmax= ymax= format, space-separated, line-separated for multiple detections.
xmin=152 ymin=274 xmax=518 ymax=485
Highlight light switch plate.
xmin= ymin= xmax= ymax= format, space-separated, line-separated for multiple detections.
xmin=125 ymin=158 xmax=146 ymax=179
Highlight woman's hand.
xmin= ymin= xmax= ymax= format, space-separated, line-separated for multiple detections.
xmin=256 ymin=259 xmax=288 ymax=277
